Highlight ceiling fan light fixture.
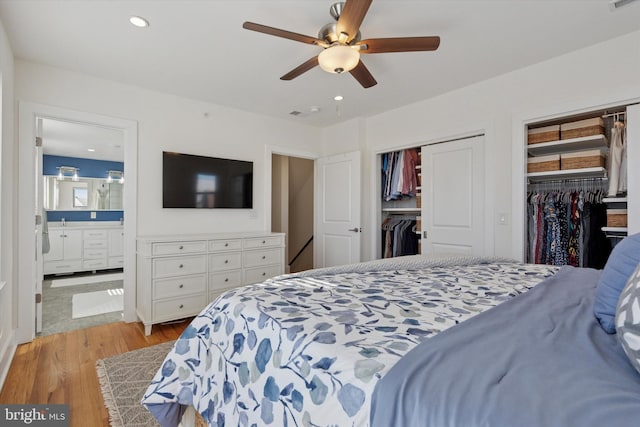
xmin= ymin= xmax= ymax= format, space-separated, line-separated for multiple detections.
xmin=318 ymin=45 xmax=360 ymax=74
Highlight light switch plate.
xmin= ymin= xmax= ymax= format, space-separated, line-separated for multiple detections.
xmin=90 ymin=211 xmax=96 ymax=219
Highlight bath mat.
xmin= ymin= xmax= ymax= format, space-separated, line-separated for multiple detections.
xmin=72 ymin=288 xmax=123 ymax=319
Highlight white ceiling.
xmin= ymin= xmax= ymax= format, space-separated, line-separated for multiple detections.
xmin=2 ymin=0 xmax=640 ymax=135
xmin=41 ymin=119 xmax=124 ymax=162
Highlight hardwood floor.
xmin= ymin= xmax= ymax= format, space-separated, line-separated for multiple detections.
xmin=0 ymin=319 xmax=190 ymax=427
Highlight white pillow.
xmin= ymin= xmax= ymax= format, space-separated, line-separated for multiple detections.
xmin=616 ymin=261 xmax=640 ymax=375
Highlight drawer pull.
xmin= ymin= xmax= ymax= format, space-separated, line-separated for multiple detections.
xmin=225 ymin=278 xmax=229 ymax=282
xmin=262 ymin=255 xmax=266 ymax=259
xmin=179 ymin=304 xmax=184 ymax=309
xmin=262 ymin=240 xmax=266 ymax=244
xmin=179 ymin=264 xmax=184 ymax=268
xmin=179 ymin=284 xmax=184 ymax=288
xmin=179 ymin=245 xmax=184 ymax=250
xmin=262 ymin=272 xmax=266 ymax=276
xmin=225 ymin=243 xmax=229 ymax=247
xmin=224 ymin=260 xmax=229 ymax=264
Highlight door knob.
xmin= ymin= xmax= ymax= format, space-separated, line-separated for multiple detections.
xmin=348 ymin=227 xmax=361 ymax=232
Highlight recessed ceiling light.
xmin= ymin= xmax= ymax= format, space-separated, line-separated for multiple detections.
xmin=334 ymin=95 xmax=344 ymax=101
xmin=87 ymin=148 xmax=95 ymax=152
xmin=129 ymin=16 xmax=150 ymax=28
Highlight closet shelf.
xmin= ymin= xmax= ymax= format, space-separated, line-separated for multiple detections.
xmin=527 ymin=134 xmax=608 ymax=156
xmin=602 ymin=227 xmax=628 ymax=233
xmin=527 ymin=167 xmax=607 ymax=182
xmin=382 ymin=208 xmax=421 ymax=213
xmin=602 ymin=197 xmax=628 ymax=203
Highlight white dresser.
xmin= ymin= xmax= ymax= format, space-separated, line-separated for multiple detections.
xmin=136 ymin=232 xmax=285 ymax=335
xmin=44 ymin=222 xmax=124 ymax=275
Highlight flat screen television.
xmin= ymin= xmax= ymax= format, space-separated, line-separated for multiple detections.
xmin=162 ymin=151 xmax=253 ymax=208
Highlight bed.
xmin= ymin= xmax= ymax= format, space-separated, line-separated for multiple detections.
xmin=141 ymin=247 xmax=640 ymax=426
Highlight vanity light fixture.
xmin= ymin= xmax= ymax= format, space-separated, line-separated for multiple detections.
xmin=106 ymin=170 xmax=125 ymax=184
xmin=57 ymin=166 xmax=79 ymax=182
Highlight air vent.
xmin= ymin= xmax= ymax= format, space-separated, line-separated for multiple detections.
xmin=610 ymin=0 xmax=638 ymax=10
xmin=289 ymin=110 xmax=302 ymax=116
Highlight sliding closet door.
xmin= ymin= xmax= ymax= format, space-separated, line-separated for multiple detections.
xmin=421 ymin=135 xmax=485 ymax=255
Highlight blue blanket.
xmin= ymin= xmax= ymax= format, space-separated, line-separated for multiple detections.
xmin=370 ymin=266 xmax=640 ymax=427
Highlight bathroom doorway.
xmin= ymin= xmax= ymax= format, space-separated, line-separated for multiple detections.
xmin=38 ymin=118 xmax=126 ymax=336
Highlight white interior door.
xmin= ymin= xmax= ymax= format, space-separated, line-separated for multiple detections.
xmin=315 ymin=151 xmax=361 ymax=268
xmin=421 ymin=135 xmax=485 ymax=255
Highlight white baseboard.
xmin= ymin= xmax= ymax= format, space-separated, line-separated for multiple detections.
xmin=0 ymin=331 xmax=17 ymax=392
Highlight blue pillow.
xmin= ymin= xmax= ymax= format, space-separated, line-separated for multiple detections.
xmin=594 ymin=233 xmax=640 ymax=333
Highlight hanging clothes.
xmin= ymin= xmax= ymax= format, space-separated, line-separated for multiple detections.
xmin=527 ymin=187 xmax=610 ymax=268
xmin=607 ymin=120 xmax=627 ymax=196
xmin=381 ymin=148 xmax=420 ymax=201
xmin=381 ymin=217 xmax=419 ymax=258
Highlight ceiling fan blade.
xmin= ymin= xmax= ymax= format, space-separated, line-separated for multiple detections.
xmin=280 ymin=56 xmax=320 ymax=81
xmin=358 ymin=36 xmax=441 ymax=53
xmin=243 ymin=22 xmax=326 ymax=46
xmin=349 ymin=60 xmax=377 ymax=88
xmin=336 ymin=0 xmax=372 ymax=43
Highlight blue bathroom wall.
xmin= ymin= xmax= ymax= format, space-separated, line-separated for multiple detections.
xmin=44 ymin=155 xmax=124 ymax=222
xmin=43 ymin=154 xmax=124 ymax=178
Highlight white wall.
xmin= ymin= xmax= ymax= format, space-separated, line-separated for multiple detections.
xmin=323 ymin=30 xmax=640 ymax=262
xmin=0 ymin=15 xmax=16 ymax=388
xmin=15 ymin=61 xmax=323 ymax=236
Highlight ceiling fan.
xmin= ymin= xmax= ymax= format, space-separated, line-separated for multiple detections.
xmin=242 ymin=0 xmax=440 ymax=88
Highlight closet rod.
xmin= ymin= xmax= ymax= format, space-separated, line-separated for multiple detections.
xmin=527 ymin=177 xmax=608 ymax=191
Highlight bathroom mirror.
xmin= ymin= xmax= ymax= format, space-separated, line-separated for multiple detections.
xmin=43 ymin=176 xmax=124 ymax=211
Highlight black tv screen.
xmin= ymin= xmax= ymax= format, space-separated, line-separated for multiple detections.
xmin=163 ymin=151 xmax=253 ymax=208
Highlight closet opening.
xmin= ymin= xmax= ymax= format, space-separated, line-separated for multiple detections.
xmin=376 ymin=134 xmax=486 ymax=259
xmin=524 ymin=104 xmax=635 ymax=267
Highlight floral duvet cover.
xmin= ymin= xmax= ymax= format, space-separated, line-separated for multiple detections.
xmin=142 ymin=256 xmax=557 ymax=427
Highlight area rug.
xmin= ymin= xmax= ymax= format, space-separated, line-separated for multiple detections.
xmin=51 ymin=271 xmax=124 ymax=288
xmin=97 ymin=341 xmax=175 ymax=427
xmin=72 ymin=288 xmax=123 ymax=319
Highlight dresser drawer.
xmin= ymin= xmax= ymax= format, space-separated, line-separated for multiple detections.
xmin=83 ymin=259 xmax=108 ymax=269
xmin=209 ymin=239 xmax=242 ymax=252
xmin=84 ymin=239 xmax=107 ymax=250
xmin=152 ymin=241 xmax=207 ymax=256
xmin=152 ymin=294 xmax=207 ymax=322
xmin=84 ymin=248 xmax=107 ymax=259
xmin=84 ymin=229 xmax=108 ymax=239
xmin=243 ymin=236 xmax=283 ymax=249
xmin=153 ymin=255 xmax=207 ymax=278
xmin=243 ymin=248 xmax=281 ymax=268
xmin=243 ymin=264 xmax=283 ymax=285
xmin=209 ymin=252 xmax=242 ymax=271
xmin=209 ymin=270 xmax=242 ymax=291
xmin=153 ymin=274 xmax=207 ymax=299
